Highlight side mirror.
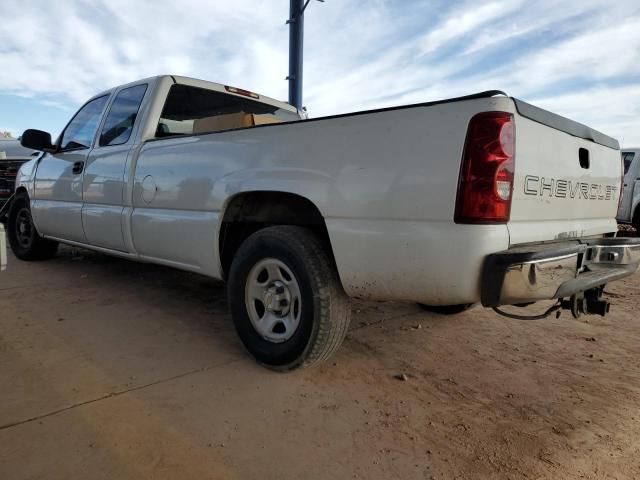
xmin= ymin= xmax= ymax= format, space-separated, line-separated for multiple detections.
xmin=20 ymin=129 xmax=56 ymax=153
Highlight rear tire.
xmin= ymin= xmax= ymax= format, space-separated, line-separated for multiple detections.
xmin=418 ymin=303 xmax=473 ymax=315
xmin=7 ymin=192 xmax=58 ymax=260
xmin=227 ymin=226 xmax=351 ymax=371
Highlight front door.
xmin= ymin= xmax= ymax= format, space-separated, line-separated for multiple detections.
xmin=32 ymin=95 xmax=109 ymax=242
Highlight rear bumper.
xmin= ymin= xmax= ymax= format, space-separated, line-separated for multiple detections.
xmin=481 ymin=237 xmax=640 ymax=307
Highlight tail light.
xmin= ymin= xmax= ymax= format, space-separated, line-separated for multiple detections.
xmin=455 ymin=111 xmax=515 ymax=224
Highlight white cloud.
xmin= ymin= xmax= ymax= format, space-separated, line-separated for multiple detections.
xmin=531 ymin=84 xmax=640 ymax=149
xmin=304 ymin=0 xmax=640 ymax=145
xmin=501 ymin=17 xmax=640 ymax=95
xmin=419 ymin=0 xmax=525 ymax=55
xmin=0 ymin=0 xmax=639 ymax=145
xmin=0 ymin=0 xmax=289 ymax=103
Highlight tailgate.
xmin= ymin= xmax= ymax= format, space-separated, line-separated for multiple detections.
xmin=508 ymin=100 xmax=621 ymax=245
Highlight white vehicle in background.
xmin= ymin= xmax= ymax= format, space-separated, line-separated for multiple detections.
xmin=617 ymin=149 xmax=640 ymax=230
xmin=6 ymin=75 xmax=640 ymax=371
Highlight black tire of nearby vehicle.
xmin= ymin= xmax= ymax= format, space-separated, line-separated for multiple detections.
xmin=633 ymin=208 xmax=640 ymax=235
xmin=7 ymin=192 xmax=58 ymax=260
xmin=418 ymin=303 xmax=473 ymax=315
xmin=227 ymin=226 xmax=351 ymax=371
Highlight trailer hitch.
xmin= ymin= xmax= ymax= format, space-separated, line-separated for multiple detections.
xmin=561 ymin=287 xmax=610 ymax=319
xmin=493 ymin=286 xmax=610 ymax=321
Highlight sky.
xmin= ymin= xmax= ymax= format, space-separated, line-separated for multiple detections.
xmin=0 ymin=0 xmax=639 ymax=146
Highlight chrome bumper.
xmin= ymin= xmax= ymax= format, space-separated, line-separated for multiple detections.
xmin=481 ymin=237 xmax=640 ymax=307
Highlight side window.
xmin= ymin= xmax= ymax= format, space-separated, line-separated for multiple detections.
xmin=60 ymin=95 xmax=109 ymax=150
xmin=156 ymin=84 xmax=299 ymax=138
xmin=99 ymin=84 xmax=148 ymax=147
xmin=622 ymin=152 xmax=635 ymax=175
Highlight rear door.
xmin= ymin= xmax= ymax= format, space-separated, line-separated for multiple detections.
xmin=32 ymin=95 xmax=109 ymax=242
xmin=82 ymin=83 xmax=148 ymax=251
xmin=618 ymin=150 xmax=638 ymax=222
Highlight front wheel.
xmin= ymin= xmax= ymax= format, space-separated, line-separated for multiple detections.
xmin=7 ymin=192 xmax=58 ymax=260
xmin=227 ymin=226 xmax=351 ymax=371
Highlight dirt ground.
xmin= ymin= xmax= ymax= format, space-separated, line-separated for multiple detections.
xmin=1 ymin=245 xmax=640 ymax=480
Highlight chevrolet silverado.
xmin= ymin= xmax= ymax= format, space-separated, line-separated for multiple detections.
xmin=5 ymin=75 xmax=640 ymax=370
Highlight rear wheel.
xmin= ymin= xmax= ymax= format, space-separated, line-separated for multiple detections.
xmin=418 ymin=303 xmax=473 ymax=315
xmin=7 ymin=192 xmax=58 ymax=260
xmin=227 ymin=226 xmax=351 ymax=371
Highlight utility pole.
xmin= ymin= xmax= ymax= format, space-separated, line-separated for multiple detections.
xmin=287 ymin=0 xmax=304 ymax=110
xmin=287 ymin=0 xmax=323 ymax=111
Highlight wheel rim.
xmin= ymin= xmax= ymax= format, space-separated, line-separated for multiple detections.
xmin=245 ymin=258 xmax=302 ymax=343
xmin=15 ymin=207 xmax=34 ymax=249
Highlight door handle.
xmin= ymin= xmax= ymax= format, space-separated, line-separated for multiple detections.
xmin=72 ymin=161 xmax=84 ymax=175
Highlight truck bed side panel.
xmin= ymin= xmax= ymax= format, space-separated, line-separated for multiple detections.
xmin=131 ymin=97 xmax=514 ymax=302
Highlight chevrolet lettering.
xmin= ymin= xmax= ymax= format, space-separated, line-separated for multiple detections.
xmin=524 ymin=175 xmax=618 ymax=200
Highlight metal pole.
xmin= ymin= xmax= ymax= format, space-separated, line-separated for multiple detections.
xmin=287 ymin=0 xmax=304 ymax=110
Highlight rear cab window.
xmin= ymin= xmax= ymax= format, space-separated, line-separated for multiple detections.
xmin=156 ymin=84 xmax=300 ymax=138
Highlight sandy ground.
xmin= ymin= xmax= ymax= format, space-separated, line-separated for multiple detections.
xmin=1 ymin=245 xmax=640 ymax=480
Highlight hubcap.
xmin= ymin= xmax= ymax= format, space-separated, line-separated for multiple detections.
xmin=245 ymin=258 xmax=301 ymax=343
xmin=15 ymin=208 xmax=34 ymax=249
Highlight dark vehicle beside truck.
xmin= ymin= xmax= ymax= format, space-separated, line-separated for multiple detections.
xmin=0 ymin=139 xmax=38 ymax=218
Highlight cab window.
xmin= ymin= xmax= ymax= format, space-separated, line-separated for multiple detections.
xmin=156 ymin=84 xmax=299 ymax=138
xmin=622 ymin=152 xmax=635 ymax=175
xmin=99 ymin=84 xmax=148 ymax=146
xmin=59 ymin=95 xmax=109 ymax=150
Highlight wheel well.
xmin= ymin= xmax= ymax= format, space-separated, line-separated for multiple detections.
xmin=218 ymin=192 xmax=334 ymax=278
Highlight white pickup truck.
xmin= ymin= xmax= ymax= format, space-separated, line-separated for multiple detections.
xmin=6 ymin=75 xmax=640 ymax=370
